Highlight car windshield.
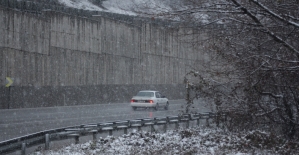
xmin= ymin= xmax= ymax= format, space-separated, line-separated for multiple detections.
xmin=136 ymin=92 xmax=154 ymax=97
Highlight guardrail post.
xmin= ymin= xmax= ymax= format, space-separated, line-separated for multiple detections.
xmin=130 ymin=120 xmax=142 ymax=132
xmin=150 ymin=124 xmax=155 ymax=133
xmin=206 ymin=117 xmax=210 ymax=127
xmin=116 ymin=121 xmax=129 ymax=135
xmin=117 ymin=125 xmax=128 ymax=134
xmin=143 ymin=121 xmax=155 ymax=133
xmin=89 ymin=130 xmax=98 ymax=143
xmin=192 ymin=113 xmax=200 ymax=126
xmin=169 ymin=116 xmax=179 ymax=129
xmin=216 ymin=113 xmax=220 ymax=127
xmin=75 ymin=135 xmax=79 ymax=144
xmin=179 ymin=114 xmax=189 ymax=128
xmin=158 ymin=122 xmax=167 ymax=133
xmin=93 ymin=132 xmax=97 ymax=142
xmin=164 ymin=123 xmax=167 ymax=133
xmin=68 ymin=134 xmax=80 ymax=144
xmin=175 ymin=121 xmax=179 ymax=129
xmin=156 ymin=118 xmax=167 ymax=133
xmin=124 ymin=128 xmax=128 ymax=134
xmin=101 ymin=127 xmax=114 ymax=136
xmin=21 ymin=142 xmax=26 ymax=155
xmin=186 ymin=114 xmax=190 ymax=128
xmin=45 ymin=134 xmax=50 ymax=150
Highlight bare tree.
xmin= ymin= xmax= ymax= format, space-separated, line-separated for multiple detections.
xmin=140 ymin=0 xmax=299 ymax=138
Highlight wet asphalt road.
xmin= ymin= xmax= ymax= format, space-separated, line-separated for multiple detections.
xmin=0 ymin=99 xmax=212 ymax=142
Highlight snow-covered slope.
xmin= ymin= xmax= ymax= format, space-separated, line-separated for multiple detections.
xmin=58 ymin=0 xmax=105 ymax=11
xmin=57 ymin=0 xmax=165 ymax=15
xmin=57 ymin=0 xmax=210 ymax=23
xmin=57 ymin=0 xmax=184 ymax=16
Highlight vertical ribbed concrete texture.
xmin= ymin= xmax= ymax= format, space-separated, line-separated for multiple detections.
xmin=0 ymin=1 xmax=210 ymax=108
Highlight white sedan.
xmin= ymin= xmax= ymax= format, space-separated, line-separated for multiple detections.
xmin=130 ymin=90 xmax=169 ymax=110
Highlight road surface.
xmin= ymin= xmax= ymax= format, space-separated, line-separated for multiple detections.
xmin=0 ymin=99 xmax=212 ymax=142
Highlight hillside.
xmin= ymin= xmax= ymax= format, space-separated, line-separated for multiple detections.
xmin=57 ymin=0 xmax=181 ymax=16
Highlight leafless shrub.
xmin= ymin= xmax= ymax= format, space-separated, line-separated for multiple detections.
xmin=153 ymin=0 xmax=299 ymax=139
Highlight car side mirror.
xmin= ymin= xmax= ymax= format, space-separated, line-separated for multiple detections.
xmin=161 ymin=95 xmax=166 ymax=98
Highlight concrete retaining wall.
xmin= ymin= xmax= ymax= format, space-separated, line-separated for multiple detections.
xmin=0 ymin=1 xmax=210 ymax=108
xmin=0 ymin=84 xmax=185 ymax=109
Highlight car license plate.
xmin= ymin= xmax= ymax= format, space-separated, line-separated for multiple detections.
xmin=138 ymin=100 xmax=145 ymax=103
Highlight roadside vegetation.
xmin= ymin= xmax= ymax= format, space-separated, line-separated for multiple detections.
xmin=148 ymin=0 xmax=299 ymax=141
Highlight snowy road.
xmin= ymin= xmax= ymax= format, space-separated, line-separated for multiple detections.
xmin=0 ymin=99 xmax=212 ymax=142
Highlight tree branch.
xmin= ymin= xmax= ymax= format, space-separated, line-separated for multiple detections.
xmin=230 ymin=0 xmax=299 ymax=55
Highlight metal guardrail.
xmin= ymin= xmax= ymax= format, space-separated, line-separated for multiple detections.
xmin=0 ymin=112 xmax=225 ymax=155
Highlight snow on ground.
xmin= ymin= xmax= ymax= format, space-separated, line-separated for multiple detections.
xmin=32 ymin=126 xmax=298 ymax=155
